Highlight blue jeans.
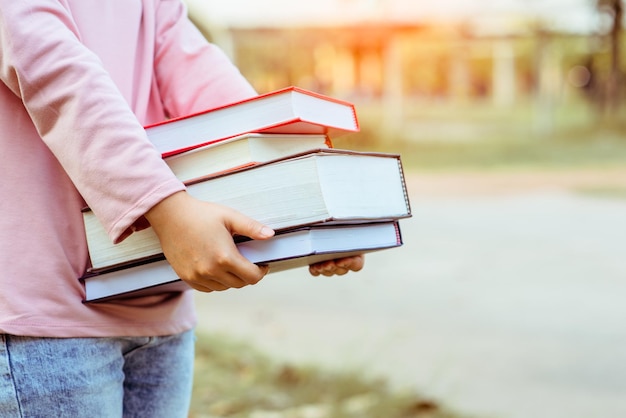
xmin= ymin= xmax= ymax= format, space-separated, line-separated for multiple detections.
xmin=0 ymin=330 xmax=195 ymax=418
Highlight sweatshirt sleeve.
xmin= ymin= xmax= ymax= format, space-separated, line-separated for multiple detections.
xmin=0 ymin=1 xmax=185 ymax=243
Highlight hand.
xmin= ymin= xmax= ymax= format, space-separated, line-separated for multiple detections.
xmin=145 ymin=191 xmax=275 ymax=292
xmin=308 ymin=254 xmax=364 ymax=277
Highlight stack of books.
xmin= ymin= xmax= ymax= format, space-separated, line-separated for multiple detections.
xmin=81 ymin=87 xmax=412 ymax=303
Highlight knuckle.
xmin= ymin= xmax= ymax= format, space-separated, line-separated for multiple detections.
xmin=213 ymin=250 xmax=234 ymax=267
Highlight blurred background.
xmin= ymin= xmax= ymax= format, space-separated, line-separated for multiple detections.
xmin=184 ymin=0 xmax=626 ymax=160
xmin=183 ymin=1 xmax=626 ymax=418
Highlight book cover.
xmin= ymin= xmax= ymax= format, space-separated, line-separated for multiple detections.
xmin=164 ymin=133 xmax=331 ymax=183
xmin=146 ymin=86 xmax=359 ymax=157
xmin=83 ymin=149 xmax=412 ymax=271
xmin=81 ymin=221 xmax=403 ymax=303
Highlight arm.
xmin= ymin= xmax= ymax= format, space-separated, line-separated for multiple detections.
xmin=151 ymin=1 xmax=366 ymax=279
xmin=152 ymin=0 xmax=258 ymax=118
xmin=0 ymin=1 xmax=183 ymax=241
xmin=0 ymin=1 xmax=273 ymax=291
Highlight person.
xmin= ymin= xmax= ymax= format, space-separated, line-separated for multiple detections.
xmin=0 ymin=1 xmax=364 ymax=416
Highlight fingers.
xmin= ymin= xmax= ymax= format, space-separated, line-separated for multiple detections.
xmin=185 ymin=207 xmax=273 ymax=291
xmin=180 ymin=264 xmax=268 ymax=292
xmin=185 ymin=267 xmax=270 ymax=292
xmin=309 ymin=262 xmax=349 ymax=277
xmin=309 ymin=255 xmax=365 ymax=277
xmin=227 ymin=212 xmax=275 ymax=241
xmin=178 ymin=248 xmax=271 ymax=292
xmin=339 ymin=254 xmax=365 ymax=272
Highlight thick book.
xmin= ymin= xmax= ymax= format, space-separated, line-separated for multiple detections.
xmin=146 ymin=86 xmax=359 ymax=156
xmin=83 ymin=149 xmax=411 ymax=271
xmin=164 ymin=133 xmax=331 ymax=182
xmin=81 ymin=221 xmax=403 ymax=303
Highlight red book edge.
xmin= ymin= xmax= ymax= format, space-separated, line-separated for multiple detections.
xmin=146 ymin=86 xmax=354 ymax=157
xmin=144 ymin=86 xmax=356 ymax=130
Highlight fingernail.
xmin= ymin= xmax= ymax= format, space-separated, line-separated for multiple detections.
xmin=260 ymin=226 xmax=275 ymax=237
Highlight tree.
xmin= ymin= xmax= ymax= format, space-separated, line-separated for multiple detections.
xmin=596 ymin=0 xmax=623 ymax=116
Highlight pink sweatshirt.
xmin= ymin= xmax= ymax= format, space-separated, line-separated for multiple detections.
xmin=0 ymin=0 xmax=257 ymax=337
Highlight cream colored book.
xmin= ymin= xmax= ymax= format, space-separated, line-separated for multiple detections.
xmin=164 ymin=133 xmax=330 ymax=182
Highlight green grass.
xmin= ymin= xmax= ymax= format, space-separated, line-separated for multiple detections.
xmin=191 ymin=332 xmax=469 ymax=418
xmin=574 ymin=185 xmax=626 ymax=200
xmin=360 ymin=131 xmax=626 ymax=172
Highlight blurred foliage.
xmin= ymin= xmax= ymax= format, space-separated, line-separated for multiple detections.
xmin=190 ymin=332 xmax=471 ymax=418
xmin=225 ymin=26 xmax=625 ymax=115
xmin=188 ymin=8 xmax=626 ymax=172
xmin=334 ymin=99 xmax=626 ymax=171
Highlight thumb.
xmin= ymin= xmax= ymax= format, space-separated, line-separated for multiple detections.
xmin=227 ymin=212 xmax=275 ymax=241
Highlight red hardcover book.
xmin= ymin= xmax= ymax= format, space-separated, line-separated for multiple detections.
xmin=146 ymin=86 xmax=359 ymax=157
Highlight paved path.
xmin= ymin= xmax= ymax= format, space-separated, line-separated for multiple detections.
xmin=195 ymin=172 xmax=626 ymax=418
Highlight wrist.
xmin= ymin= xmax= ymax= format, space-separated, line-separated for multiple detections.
xmin=144 ymin=190 xmax=188 ymax=229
